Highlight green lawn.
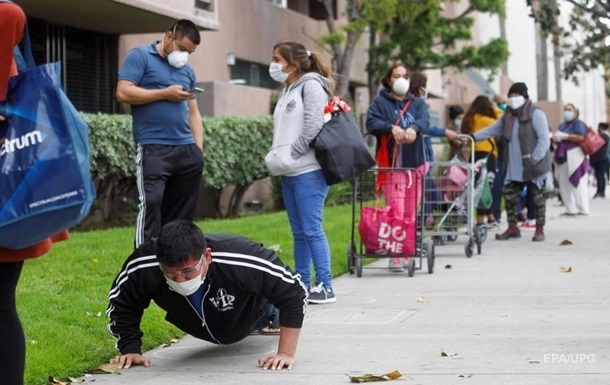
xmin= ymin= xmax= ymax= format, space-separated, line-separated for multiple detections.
xmin=18 ymin=204 xmax=356 ymax=385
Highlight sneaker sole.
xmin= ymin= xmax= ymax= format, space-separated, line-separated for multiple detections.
xmin=308 ymin=297 xmax=337 ymax=304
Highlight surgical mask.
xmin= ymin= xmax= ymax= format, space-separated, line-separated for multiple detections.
xmin=269 ymin=62 xmax=291 ymax=83
xmin=563 ymin=110 xmax=574 ymax=121
xmin=507 ymin=96 xmax=525 ymax=110
xmin=392 ymin=77 xmax=410 ymax=95
xmin=454 ymin=119 xmax=462 ymax=128
xmin=166 ymin=275 xmax=204 ymax=296
xmin=168 ymin=50 xmax=189 ymax=68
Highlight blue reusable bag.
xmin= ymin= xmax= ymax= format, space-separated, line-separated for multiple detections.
xmin=0 ymin=26 xmax=96 ymax=249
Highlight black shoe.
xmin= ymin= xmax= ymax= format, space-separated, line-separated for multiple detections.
xmin=308 ymin=283 xmax=337 ymax=304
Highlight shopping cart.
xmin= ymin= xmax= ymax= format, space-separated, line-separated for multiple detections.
xmin=422 ymin=135 xmax=487 ymax=257
xmin=346 ymin=166 xmax=435 ymax=277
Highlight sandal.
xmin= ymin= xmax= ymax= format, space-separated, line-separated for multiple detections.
xmin=250 ymin=326 xmax=281 ymax=336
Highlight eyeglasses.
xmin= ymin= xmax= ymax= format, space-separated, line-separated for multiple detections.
xmin=160 ymin=256 xmax=204 ymax=280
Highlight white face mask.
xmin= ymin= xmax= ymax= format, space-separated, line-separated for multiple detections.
xmin=392 ymin=77 xmax=410 ymax=95
xmin=507 ymin=95 xmax=525 ymax=110
xmin=166 ymin=274 xmax=204 ymax=296
xmin=168 ymin=50 xmax=189 ymax=68
xmin=269 ymin=62 xmax=291 ymax=83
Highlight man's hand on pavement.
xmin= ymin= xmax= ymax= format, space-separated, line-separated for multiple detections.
xmin=258 ymin=352 xmax=295 ymax=371
xmin=110 ymin=353 xmax=151 ymax=369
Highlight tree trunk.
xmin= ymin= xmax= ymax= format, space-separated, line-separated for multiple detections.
xmin=552 ymin=30 xmax=562 ymax=101
xmin=499 ymin=13 xmax=508 ymax=76
xmin=534 ymin=22 xmax=549 ymax=100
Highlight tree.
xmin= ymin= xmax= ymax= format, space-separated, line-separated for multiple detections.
xmin=368 ymin=0 xmax=509 ymax=86
xmin=318 ymin=0 xmax=509 ymax=99
xmin=317 ymin=0 xmax=398 ymax=97
xmin=528 ymin=0 xmax=610 ymax=85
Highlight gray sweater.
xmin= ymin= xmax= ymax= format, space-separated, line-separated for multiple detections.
xmin=265 ymin=72 xmax=330 ymax=177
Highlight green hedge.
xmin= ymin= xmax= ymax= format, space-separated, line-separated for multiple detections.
xmin=81 ymin=113 xmax=274 ymax=221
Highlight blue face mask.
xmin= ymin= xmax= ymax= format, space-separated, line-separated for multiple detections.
xmin=563 ymin=110 xmax=574 ymax=121
xmin=454 ymin=119 xmax=462 ymax=128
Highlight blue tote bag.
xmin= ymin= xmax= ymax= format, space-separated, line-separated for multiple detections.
xmin=0 ymin=26 xmax=96 ymax=249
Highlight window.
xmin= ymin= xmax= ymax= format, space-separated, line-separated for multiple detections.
xmin=195 ymin=0 xmax=214 ymax=11
xmin=28 ymin=18 xmax=119 ymax=113
xmin=230 ymin=59 xmax=276 ymax=90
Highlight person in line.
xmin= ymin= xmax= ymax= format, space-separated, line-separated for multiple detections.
xmin=264 ymin=41 xmax=336 ymax=304
xmin=0 ymin=2 xmax=69 ymax=384
xmin=461 ymin=95 xmax=502 ymax=229
xmin=490 ymin=95 xmax=507 ymax=223
xmin=447 ymin=105 xmax=465 ymax=161
xmin=589 ymin=122 xmax=609 ymax=199
xmin=552 ymin=103 xmax=590 ymax=215
xmin=366 ymin=63 xmax=430 ymax=272
xmin=473 ymin=82 xmax=551 ymax=242
xmin=106 ymin=220 xmax=308 ymax=371
xmin=116 ymin=19 xmax=205 ymax=248
xmin=408 ymin=73 xmax=459 ymax=228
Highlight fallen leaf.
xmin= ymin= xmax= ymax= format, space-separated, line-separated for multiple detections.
xmin=161 ymin=338 xmax=180 ymax=348
xmin=348 ymin=370 xmax=403 ymax=383
xmin=444 ymin=264 xmax=452 ymax=269
xmin=559 ymin=266 xmax=573 ymax=273
xmin=441 ymin=349 xmax=458 ymax=357
xmin=559 ymin=239 xmax=573 ymax=246
xmin=87 ymin=362 xmax=121 ymax=374
xmin=68 ymin=377 xmax=84 ymax=383
xmin=458 ymin=373 xmax=472 ymax=378
xmin=49 ymin=376 xmax=70 ymax=385
xmin=416 ymin=296 xmax=428 ymax=303
xmin=528 ymin=359 xmax=540 ymax=364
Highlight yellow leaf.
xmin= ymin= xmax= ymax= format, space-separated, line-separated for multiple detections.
xmin=559 ymin=266 xmax=572 ymax=273
xmin=347 ymin=370 xmax=403 ymax=383
xmin=49 ymin=376 xmax=71 ymax=385
xmin=87 ymin=362 xmax=121 ymax=374
xmin=416 ymin=296 xmax=428 ymax=303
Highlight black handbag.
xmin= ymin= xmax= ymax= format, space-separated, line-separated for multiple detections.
xmin=311 ymin=94 xmax=375 ymax=185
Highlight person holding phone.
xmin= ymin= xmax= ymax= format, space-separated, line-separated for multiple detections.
xmin=116 ymin=19 xmax=205 ymax=248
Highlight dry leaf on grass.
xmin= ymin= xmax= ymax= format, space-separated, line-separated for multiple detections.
xmin=49 ymin=377 xmax=70 ymax=385
xmin=348 ymin=370 xmax=403 ymax=383
xmin=559 ymin=266 xmax=573 ymax=273
xmin=441 ymin=349 xmax=458 ymax=357
xmin=416 ymin=296 xmax=428 ymax=303
xmin=559 ymin=239 xmax=573 ymax=246
xmin=87 ymin=362 xmax=121 ymax=374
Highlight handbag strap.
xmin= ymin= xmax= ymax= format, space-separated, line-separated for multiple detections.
xmin=394 ymin=100 xmax=412 ymax=126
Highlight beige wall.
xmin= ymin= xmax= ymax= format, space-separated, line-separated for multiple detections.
xmin=197 ymin=82 xmax=273 ymax=117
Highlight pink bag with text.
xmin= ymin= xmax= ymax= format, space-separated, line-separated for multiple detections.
xmin=358 ymin=205 xmax=416 ymax=256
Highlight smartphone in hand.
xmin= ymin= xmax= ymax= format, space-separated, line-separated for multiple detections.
xmin=186 ymin=87 xmax=205 ymax=95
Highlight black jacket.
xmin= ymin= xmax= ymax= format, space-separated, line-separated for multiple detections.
xmin=106 ymin=234 xmax=308 ymax=354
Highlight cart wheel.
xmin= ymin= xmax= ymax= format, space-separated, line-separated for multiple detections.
xmin=447 ymin=227 xmax=458 ymax=242
xmin=426 ymin=241 xmax=435 ymax=274
xmin=478 ymin=227 xmax=488 ymax=244
xmin=433 ymin=236 xmax=441 ymax=245
xmin=465 ymin=238 xmax=474 ymax=258
xmin=356 ymin=256 xmax=363 ymax=278
xmin=347 ymin=241 xmax=355 ymax=274
xmin=407 ymin=258 xmax=415 ymax=277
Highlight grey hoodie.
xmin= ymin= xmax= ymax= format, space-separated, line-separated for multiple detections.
xmin=264 ymin=72 xmax=330 ymax=177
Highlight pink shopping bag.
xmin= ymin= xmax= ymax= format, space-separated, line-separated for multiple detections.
xmin=358 ymin=205 xmax=416 ymax=256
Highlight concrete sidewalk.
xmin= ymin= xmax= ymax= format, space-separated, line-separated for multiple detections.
xmin=88 ymin=189 xmax=610 ymax=385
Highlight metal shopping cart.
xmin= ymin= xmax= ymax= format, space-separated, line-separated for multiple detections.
xmin=346 ymin=166 xmax=435 ymax=277
xmin=423 ymin=135 xmax=488 ymax=257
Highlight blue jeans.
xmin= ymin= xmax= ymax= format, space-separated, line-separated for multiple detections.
xmin=281 ymin=169 xmax=332 ymax=289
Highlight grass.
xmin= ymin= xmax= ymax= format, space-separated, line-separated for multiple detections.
xmin=18 ymin=204 xmax=356 ymax=385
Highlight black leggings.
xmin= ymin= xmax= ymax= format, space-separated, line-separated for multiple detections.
xmin=0 ymin=261 xmax=25 ymax=385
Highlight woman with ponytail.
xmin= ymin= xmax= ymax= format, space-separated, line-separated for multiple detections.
xmin=264 ymin=41 xmax=336 ymax=304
